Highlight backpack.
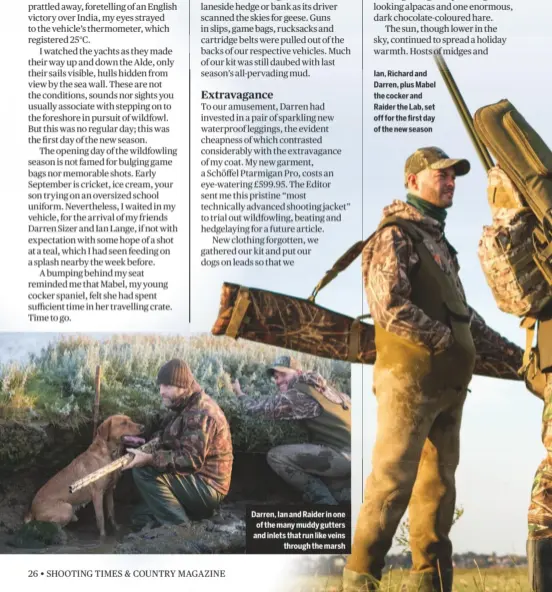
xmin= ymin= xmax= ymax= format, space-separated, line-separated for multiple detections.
xmin=473 ymin=98 xmax=552 ymax=398
xmin=474 ymin=99 xmax=552 ymax=286
xmin=477 ymin=187 xmax=549 ymax=398
xmin=478 ymin=205 xmax=551 ymax=317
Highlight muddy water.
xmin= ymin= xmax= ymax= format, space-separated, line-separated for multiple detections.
xmin=0 ymin=497 xmax=138 ymax=555
xmin=0 ymin=525 xmax=128 ymax=554
xmin=0 ymin=529 xmax=122 ymax=554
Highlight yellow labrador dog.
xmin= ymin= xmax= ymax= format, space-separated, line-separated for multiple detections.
xmin=26 ymin=415 xmax=144 ymax=536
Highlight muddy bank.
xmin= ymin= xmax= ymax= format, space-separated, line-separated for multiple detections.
xmin=0 ymin=419 xmax=302 ymax=521
xmin=0 ymin=504 xmax=249 ymax=555
xmin=113 ymin=510 xmax=247 ymax=554
xmin=0 ymin=438 xmax=302 ymax=554
xmin=0 ymin=419 xmax=355 ymax=554
xmin=0 ymin=450 xmax=301 ymax=527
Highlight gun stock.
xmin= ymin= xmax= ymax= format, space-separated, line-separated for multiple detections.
xmin=69 ymin=438 xmax=159 ymax=494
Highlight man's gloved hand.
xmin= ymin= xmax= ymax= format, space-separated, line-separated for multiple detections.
xmin=123 ymin=449 xmax=153 ymax=470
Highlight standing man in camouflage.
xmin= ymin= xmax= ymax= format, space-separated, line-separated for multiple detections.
xmin=124 ymin=359 xmax=233 ymax=525
xmin=524 ymin=341 xmax=552 ymax=591
xmin=525 ymin=370 xmax=552 ymax=591
xmin=233 ymin=355 xmax=351 ymax=505
xmin=344 ymin=148 xmax=522 ymax=592
xmin=482 ymin=166 xmax=552 ymax=592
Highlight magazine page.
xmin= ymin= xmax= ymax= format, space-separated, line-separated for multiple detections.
xmin=0 ymin=1 xmax=360 ymax=591
xmin=4 ymin=0 xmax=548 ymax=590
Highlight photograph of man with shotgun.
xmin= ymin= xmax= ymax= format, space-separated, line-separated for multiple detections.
xmin=341 ymin=142 xmax=523 ymax=592
xmin=122 ymin=358 xmax=233 ymax=527
xmin=430 ymin=56 xmax=552 ymax=592
xmin=232 ymin=354 xmax=351 ymax=506
xmin=208 ymin=55 xmax=548 ymax=589
xmin=343 ymin=56 xmax=552 ymax=592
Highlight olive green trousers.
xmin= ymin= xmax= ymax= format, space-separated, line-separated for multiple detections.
xmin=346 ymin=368 xmax=467 ymax=591
xmin=132 ymin=467 xmax=224 ymax=525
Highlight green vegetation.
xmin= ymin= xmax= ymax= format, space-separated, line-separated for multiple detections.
xmin=394 ymin=507 xmax=465 ymax=556
xmin=0 ymin=333 xmax=350 ymax=452
xmin=10 ymin=521 xmax=67 ymax=549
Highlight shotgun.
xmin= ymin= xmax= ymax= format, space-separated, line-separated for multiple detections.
xmin=433 ymin=54 xmax=494 ymax=172
xmin=69 ymin=438 xmax=160 ymax=494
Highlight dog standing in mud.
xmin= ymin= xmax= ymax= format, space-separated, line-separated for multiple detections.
xmin=25 ymin=415 xmax=144 ymax=536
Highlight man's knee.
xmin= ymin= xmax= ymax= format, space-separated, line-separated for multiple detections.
xmin=266 ymin=447 xmax=289 ymax=475
xmin=371 ymin=458 xmax=420 ymax=492
xmin=132 ymin=466 xmax=160 ymax=486
xmin=267 ymin=446 xmax=291 ymax=467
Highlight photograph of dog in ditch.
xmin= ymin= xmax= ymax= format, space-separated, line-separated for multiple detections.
xmin=25 ymin=415 xmax=144 ymax=537
xmin=0 ymin=333 xmax=351 ymax=554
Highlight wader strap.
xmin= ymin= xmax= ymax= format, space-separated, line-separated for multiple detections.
xmin=225 ymin=287 xmax=251 ymax=339
xmin=387 ymin=218 xmax=471 ymax=322
xmin=519 ymin=315 xmax=547 ymax=399
xmin=414 ymin=243 xmax=471 ymax=320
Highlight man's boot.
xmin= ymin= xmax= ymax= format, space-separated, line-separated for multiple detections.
xmin=528 ymin=538 xmax=552 ymax=591
xmin=302 ymin=480 xmax=339 ymax=505
xmin=341 ymin=568 xmax=380 ymax=591
xmin=325 ymin=477 xmax=351 ymax=504
xmin=400 ymin=568 xmax=453 ymax=592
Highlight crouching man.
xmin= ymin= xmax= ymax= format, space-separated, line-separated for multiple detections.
xmin=233 ymin=355 xmax=351 ymax=505
xmin=124 ymin=359 xmax=233 ymax=525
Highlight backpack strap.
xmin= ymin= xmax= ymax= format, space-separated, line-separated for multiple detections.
xmin=519 ymin=315 xmax=546 ymax=399
xmin=519 ymin=315 xmax=540 ymax=378
xmin=308 ymin=215 xmax=423 ymax=303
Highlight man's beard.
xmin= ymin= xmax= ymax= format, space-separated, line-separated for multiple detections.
xmin=163 ymin=396 xmax=182 ymax=409
xmin=441 ymin=191 xmax=454 ymax=208
xmin=424 ymin=185 xmax=453 ymax=208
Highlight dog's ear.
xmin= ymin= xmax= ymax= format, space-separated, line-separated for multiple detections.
xmin=96 ymin=417 xmax=111 ymax=441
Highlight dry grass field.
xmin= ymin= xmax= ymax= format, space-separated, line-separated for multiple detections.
xmin=289 ymin=567 xmax=530 ymax=591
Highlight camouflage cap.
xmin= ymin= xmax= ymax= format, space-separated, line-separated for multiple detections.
xmin=267 ymin=355 xmax=302 ymax=376
xmin=404 ymin=146 xmax=471 ymax=187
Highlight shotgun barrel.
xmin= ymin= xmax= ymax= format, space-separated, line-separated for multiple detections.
xmin=433 ymin=54 xmax=494 ymax=171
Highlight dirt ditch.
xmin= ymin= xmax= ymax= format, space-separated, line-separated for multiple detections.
xmin=0 ymin=420 xmax=303 ymax=554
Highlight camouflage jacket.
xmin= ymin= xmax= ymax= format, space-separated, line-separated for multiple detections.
xmin=240 ymin=371 xmax=351 ymax=421
xmin=363 ymin=200 xmax=519 ymax=356
xmin=152 ymin=390 xmax=233 ymax=496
